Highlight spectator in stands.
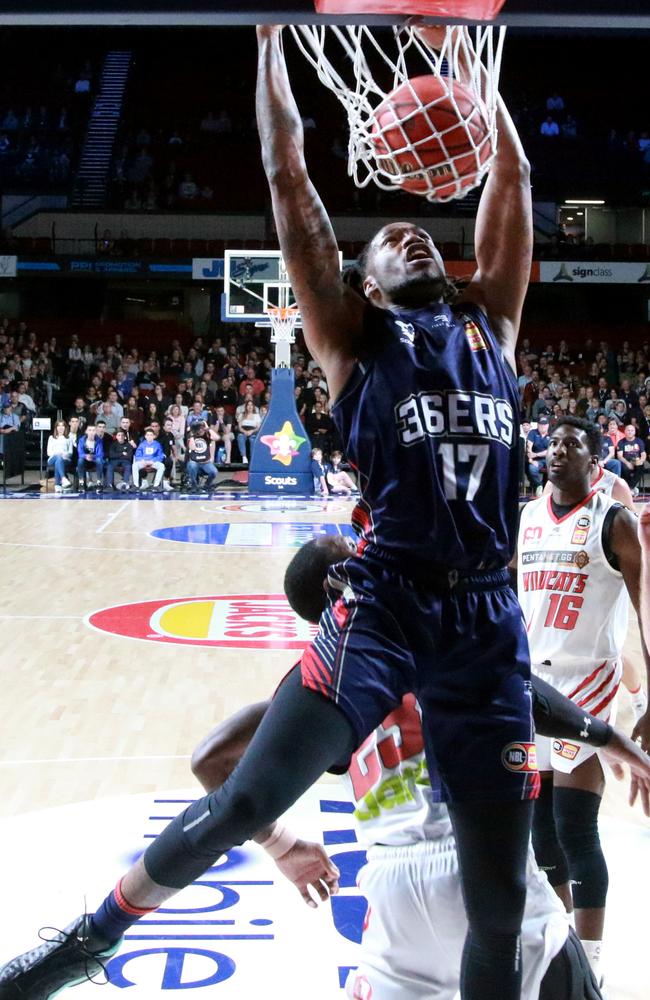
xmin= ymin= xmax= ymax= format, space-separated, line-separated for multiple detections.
xmin=214 ymin=376 xmax=237 ymax=415
xmin=546 ymin=91 xmax=565 ymax=114
xmin=531 ymin=386 xmax=553 ymax=421
xmin=305 ymin=399 xmax=334 ymax=455
xmin=132 ymin=427 xmax=165 ymax=492
xmin=178 ymin=173 xmax=198 ymax=200
xmin=151 ymin=417 xmax=176 ymax=492
xmin=617 ymin=424 xmax=647 ymax=495
xmin=46 ymin=419 xmax=73 ymax=492
xmin=76 ymin=424 xmax=104 ymax=490
xmin=117 ymin=416 xmax=138 ymax=450
xmin=561 ymin=115 xmax=578 ymax=139
xmin=97 ymin=400 xmax=120 ymax=435
xmin=168 ymin=403 xmax=186 ymax=454
xmin=107 ymin=428 xmax=134 ymax=491
xmin=310 ymin=448 xmax=327 ymax=495
xmin=612 ymin=399 xmax=629 ymax=426
xmin=326 ymin=451 xmax=356 ymax=496
xmin=598 ymin=423 xmax=622 ymax=478
xmin=187 ymin=399 xmax=210 ymax=431
xmin=619 ymin=377 xmax=639 ymax=410
xmin=212 ymin=405 xmax=234 ymax=465
xmin=540 ymin=116 xmax=560 ymax=137
xmin=238 ymin=365 xmax=266 ymax=401
xmin=236 ymin=399 xmax=261 ymax=465
xmin=0 ymin=399 xmax=20 ymax=457
xmin=186 ymin=420 xmax=217 ymax=492
xmin=125 ymin=396 xmax=144 ymax=435
xmin=606 ymin=416 xmax=624 ymax=449
xmin=526 ymin=415 xmax=550 ymax=495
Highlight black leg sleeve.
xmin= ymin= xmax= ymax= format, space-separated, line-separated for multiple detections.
xmin=450 ymin=799 xmax=533 ymax=1000
xmin=144 ymin=668 xmax=357 ymax=888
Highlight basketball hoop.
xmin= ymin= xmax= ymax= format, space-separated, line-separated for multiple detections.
xmin=267 ymin=306 xmax=300 ymax=368
xmin=289 ymin=23 xmax=505 ymax=202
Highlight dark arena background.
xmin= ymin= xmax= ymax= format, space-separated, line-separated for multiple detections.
xmin=0 ymin=3 xmax=648 ymax=999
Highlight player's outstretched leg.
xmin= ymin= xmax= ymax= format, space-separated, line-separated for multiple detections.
xmin=0 ymin=670 xmax=358 ymax=998
xmin=451 ymin=799 xmax=534 ymax=1000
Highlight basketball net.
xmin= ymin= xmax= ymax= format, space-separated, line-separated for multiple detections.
xmin=289 ymin=23 xmax=505 ymax=202
xmin=267 ymin=306 xmax=300 ymax=368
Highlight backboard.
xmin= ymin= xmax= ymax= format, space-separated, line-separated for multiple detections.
xmin=222 ymin=249 xmax=343 ymax=325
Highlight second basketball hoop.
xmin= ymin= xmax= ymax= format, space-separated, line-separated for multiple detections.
xmin=290 ymin=22 xmax=505 ymax=203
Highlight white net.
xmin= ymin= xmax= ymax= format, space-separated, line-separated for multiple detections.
xmin=266 ymin=306 xmax=300 ymax=343
xmin=289 ymin=24 xmax=505 ymax=203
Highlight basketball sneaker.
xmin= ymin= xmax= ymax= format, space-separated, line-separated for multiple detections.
xmin=0 ymin=914 xmax=121 ymax=998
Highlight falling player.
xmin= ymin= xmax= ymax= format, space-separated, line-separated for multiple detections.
xmin=518 ymin=416 xmax=650 ymax=985
xmin=0 ymin=25 xmax=535 ymax=1000
xmin=192 ymin=537 xmax=650 ymax=1000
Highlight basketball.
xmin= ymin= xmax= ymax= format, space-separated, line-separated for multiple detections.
xmin=370 ymin=75 xmax=492 ymax=199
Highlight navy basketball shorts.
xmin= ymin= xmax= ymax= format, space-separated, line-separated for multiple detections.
xmin=301 ymin=554 xmax=539 ymax=803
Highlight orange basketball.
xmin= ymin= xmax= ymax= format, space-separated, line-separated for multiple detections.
xmin=371 ymin=75 xmax=492 ymax=199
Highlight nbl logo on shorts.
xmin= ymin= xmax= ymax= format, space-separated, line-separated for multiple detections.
xmin=501 ymin=742 xmax=538 ymax=773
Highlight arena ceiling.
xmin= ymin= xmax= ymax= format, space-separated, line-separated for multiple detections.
xmin=1 ymin=1 xmax=649 ymax=29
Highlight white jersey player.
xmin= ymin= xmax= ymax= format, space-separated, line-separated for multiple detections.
xmin=517 ymin=416 xmax=650 ymax=985
xmin=519 ymin=487 xmax=628 ymax=771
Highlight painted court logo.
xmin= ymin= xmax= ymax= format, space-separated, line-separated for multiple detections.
xmin=86 ymin=594 xmax=318 ymax=649
xmin=260 ymin=420 xmax=306 ymax=466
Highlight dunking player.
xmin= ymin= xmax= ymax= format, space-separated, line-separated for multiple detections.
xmin=518 ymin=416 xmax=650 ymax=985
xmin=191 ymin=537 xmax=650 ymax=1000
xmin=0 ymin=27 xmax=536 ymax=1000
xmin=543 ymin=448 xmax=648 ymax=721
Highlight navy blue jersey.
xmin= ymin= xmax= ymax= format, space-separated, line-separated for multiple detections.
xmin=331 ymin=302 xmax=520 ymax=573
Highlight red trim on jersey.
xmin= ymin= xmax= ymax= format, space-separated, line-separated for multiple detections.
xmin=546 ymin=489 xmax=598 ymax=525
xmin=577 ymin=666 xmax=616 ymax=709
xmin=332 ymin=598 xmax=349 ymax=629
xmin=590 ymin=681 xmax=620 ymax=719
xmin=115 ymin=878 xmax=156 ymax=917
xmin=568 ymin=660 xmax=606 ymax=700
xmin=527 ymin=771 xmax=541 ymax=800
xmin=591 ymin=466 xmax=604 ymax=488
xmin=301 ymin=646 xmax=330 ymax=696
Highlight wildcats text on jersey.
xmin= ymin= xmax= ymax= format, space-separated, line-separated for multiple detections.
xmin=395 ymin=389 xmax=514 ymax=448
xmin=522 ymin=570 xmax=588 ymax=594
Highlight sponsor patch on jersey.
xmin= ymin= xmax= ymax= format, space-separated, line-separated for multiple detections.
xmin=523 ymin=525 xmax=543 ymax=544
xmin=522 ymin=549 xmax=581 ymax=566
xmin=571 ymin=515 xmax=591 ymax=546
xmin=501 ymin=742 xmax=538 ymax=773
xmin=552 ymin=739 xmax=580 ymax=761
xmin=464 ymin=320 xmax=488 ymax=352
xmin=574 ymin=550 xmax=590 ymax=570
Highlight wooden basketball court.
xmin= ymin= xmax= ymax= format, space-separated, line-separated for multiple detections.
xmin=0 ymin=494 xmax=648 ymax=998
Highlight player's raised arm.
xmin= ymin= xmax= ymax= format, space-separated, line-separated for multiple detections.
xmin=463 ymin=95 xmax=533 ymax=370
xmin=256 ymin=26 xmax=364 ymax=400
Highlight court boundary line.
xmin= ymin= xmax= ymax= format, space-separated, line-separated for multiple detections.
xmin=96 ymin=500 xmax=130 ymax=534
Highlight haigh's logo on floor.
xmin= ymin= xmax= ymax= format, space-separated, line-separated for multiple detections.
xmin=85 ymin=594 xmax=317 ymax=649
